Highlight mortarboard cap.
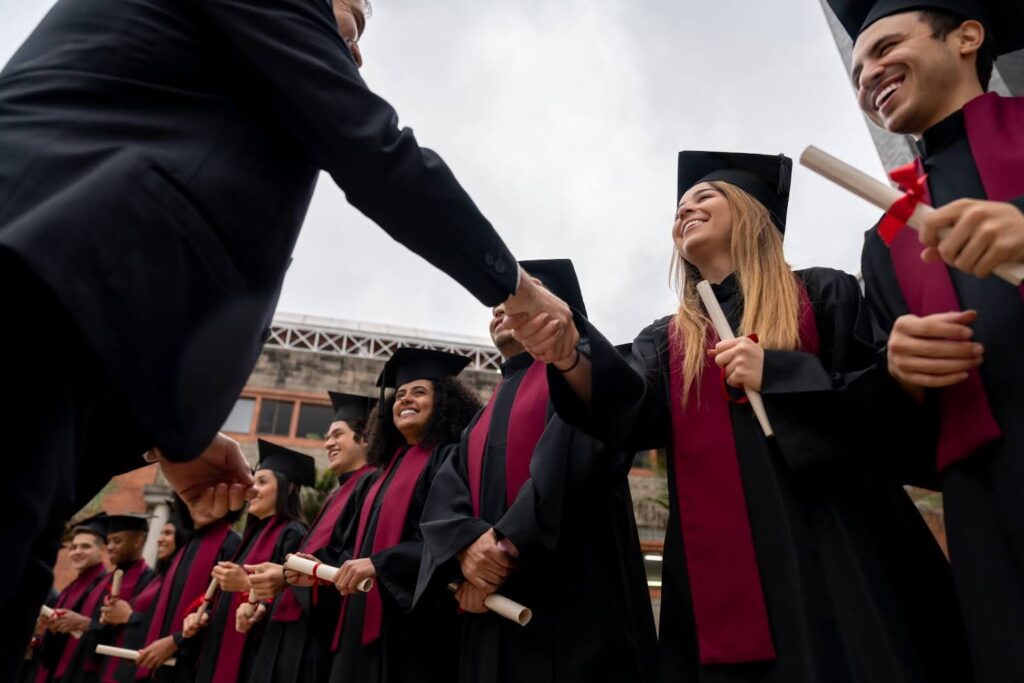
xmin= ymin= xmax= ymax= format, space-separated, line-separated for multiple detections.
xmin=375 ymin=348 xmax=471 ymax=420
xmin=518 ymin=259 xmax=588 ymax=317
xmin=328 ymin=391 xmax=376 ymax=424
xmin=106 ymin=514 xmax=149 ymax=534
xmin=73 ymin=512 xmax=109 ymax=540
xmin=677 ymin=151 xmax=792 ymax=232
xmin=256 ymin=439 xmax=316 ymax=488
xmin=826 ymin=0 xmax=1024 ymax=55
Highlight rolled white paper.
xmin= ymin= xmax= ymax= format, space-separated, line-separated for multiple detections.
xmin=447 ymin=583 xmax=532 ymax=627
xmin=195 ymin=577 xmax=219 ymax=619
xmin=39 ymin=605 xmax=82 ymax=639
xmin=284 ymin=554 xmax=373 ymax=592
xmin=95 ymin=644 xmax=176 ymax=667
xmin=696 ymin=280 xmax=774 ymax=437
xmin=800 ymin=145 xmax=1024 ymax=286
xmin=110 ymin=569 xmax=124 ymax=599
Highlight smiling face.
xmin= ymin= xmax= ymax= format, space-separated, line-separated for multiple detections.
xmin=156 ymin=523 xmax=177 ymax=561
xmin=68 ymin=532 xmax=104 ymax=574
xmin=851 ymin=11 xmax=984 ymax=136
xmin=673 ymin=182 xmax=734 ymax=266
xmin=107 ymin=530 xmax=146 ymax=566
xmin=392 ymin=379 xmax=435 ymax=444
xmin=248 ymin=469 xmax=280 ymax=519
xmin=325 ymin=419 xmax=368 ymax=475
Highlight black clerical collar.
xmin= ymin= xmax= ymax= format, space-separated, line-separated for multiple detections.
xmin=917 ymin=109 xmax=967 ymax=160
xmin=709 ymin=273 xmax=739 ymax=299
xmin=500 ymin=351 xmax=534 ymax=377
xmin=337 ymin=466 xmax=364 ymax=487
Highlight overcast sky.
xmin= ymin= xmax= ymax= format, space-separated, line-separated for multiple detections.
xmin=1 ymin=0 xmax=889 ymax=344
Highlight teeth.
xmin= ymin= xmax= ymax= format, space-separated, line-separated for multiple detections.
xmin=400 ymin=409 xmax=418 ymax=416
xmin=874 ymin=80 xmax=902 ymax=110
xmin=683 ymin=219 xmax=706 ymax=232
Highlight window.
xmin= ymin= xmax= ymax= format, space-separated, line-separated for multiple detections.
xmin=257 ymin=399 xmax=294 ymax=436
xmin=296 ymin=403 xmax=335 ymax=441
xmin=222 ymin=398 xmax=256 ymax=433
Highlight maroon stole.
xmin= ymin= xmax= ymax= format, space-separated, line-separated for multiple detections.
xmin=97 ymin=559 xmax=153 ymax=682
xmin=272 ymin=464 xmax=375 ymax=622
xmin=209 ymin=515 xmax=290 ymax=683
xmin=332 ymin=444 xmax=432 ymax=649
xmin=666 ymin=281 xmax=818 ymax=665
xmin=887 ymin=93 xmax=1024 ymax=471
xmin=135 ymin=518 xmax=232 ymax=679
xmin=37 ymin=562 xmax=107 ymax=683
xmin=467 ymin=360 xmax=549 ymax=516
xmin=67 ymin=559 xmax=151 ymax=675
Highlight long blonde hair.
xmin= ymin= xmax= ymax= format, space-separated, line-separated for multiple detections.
xmin=670 ymin=181 xmax=801 ymax=406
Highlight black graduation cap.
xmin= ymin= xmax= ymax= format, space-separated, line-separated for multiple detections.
xmin=518 ymin=259 xmax=588 ymax=317
xmin=826 ymin=0 xmax=1024 ymax=55
xmin=376 ymin=348 xmax=471 ymax=390
xmin=677 ymin=151 xmax=792 ymax=233
xmin=73 ymin=512 xmax=109 ymax=539
xmin=328 ymin=391 xmax=375 ymax=424
xmin=256 ymin=439 xmax=317 ymax=487
xmin=106 ymin=514 xmax=149 ymax=534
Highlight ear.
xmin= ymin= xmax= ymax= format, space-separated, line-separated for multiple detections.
xmin=957 ymin=19 xmax=985 ymax=58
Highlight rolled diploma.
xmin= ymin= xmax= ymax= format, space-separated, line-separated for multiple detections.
xmin=195 ymin=577 xmax=219 ymax=619
xmin=800 ymin=145 xmax=1024 ymax=286
xmin=40 ymin=605 xmax=82 ymax=639
xmin=95 ymin=644 xmax=176 ymax=667
xmin=110 ymin=569 xmax=124 ymax=599
xmin=696 ymin=280 xmax=774 ymax=437
xmin=284 ymin=554 xmax=374 ymax=592
xmin=447 ymin=583 xmax=532 ymax=627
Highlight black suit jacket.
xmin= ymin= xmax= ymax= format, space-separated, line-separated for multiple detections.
xmin=0 ymin=0 xmax=518 ymax=463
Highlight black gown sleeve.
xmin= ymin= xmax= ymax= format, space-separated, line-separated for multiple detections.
xmin=193 ymin=0 xmax=518 ymax=307
xmin=320 ymin=471 xmax=380 ymax=566
xmin=547 ymin=311 xmax=673 ymax=452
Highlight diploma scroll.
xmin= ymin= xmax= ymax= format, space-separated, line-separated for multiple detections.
xmin=447 ymin=582 xmax=532 ymax=626
xmin=800 ymin=145 xmax=1024 ymax=286
xmin=95 ymin=644 xmax=176 ymax=667
xmin=283 ymin=554 xmax=374 ymax=593
xmin=110 ymin=569 xmax=124 ymax=599
xmin=195 ymin=577 xmax=219 ymax=620
xmin=39 ymin=605 xmax=82 ymax=639
xmin=696 ymin=280 xmax=774 ymax=437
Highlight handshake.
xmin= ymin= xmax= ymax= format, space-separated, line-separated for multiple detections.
xmin=499 ymin=267 xmax=580 ymax=367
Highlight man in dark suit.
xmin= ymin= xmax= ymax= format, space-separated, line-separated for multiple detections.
xmin=0 ymin=0 xmax=574 ymax=676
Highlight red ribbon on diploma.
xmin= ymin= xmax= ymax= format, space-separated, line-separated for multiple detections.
xmin=878 ymin=161 xmax=929 ymax=245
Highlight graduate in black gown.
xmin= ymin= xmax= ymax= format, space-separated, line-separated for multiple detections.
xmin=248 ymin=391 xmax=377 ymax=683
xmin=826 ymin=2 xmax=1024 ymax=679
xmin=135 ymin=501 xmax=242 ymax=682
xmin=33 ymin=515 xmax=109 ymax=683
xmin=67 ymin=515 xmax=157 ymax=683
xmin=512 ymin=151 xmax=972 ymax=682
xmin=101 ymin=514 xmax=187 ymax=683
xmin=189 ymin=441 xmax=310 ymax=683
xmin=417 ymin=259 xmax=658 ymax=683
xmin=328 ymin=348 xmax=481 ymax=683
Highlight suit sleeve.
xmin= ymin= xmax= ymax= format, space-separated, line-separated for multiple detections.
xmin=195 ymin=0 xmax=517 ymax=306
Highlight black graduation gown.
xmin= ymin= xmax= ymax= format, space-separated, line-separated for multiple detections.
xmin=67 ymin=562 xmax=158 ymax=683
xmin=417 ymin=352 xmax=658 ymax=683
xmin=193 ymin=517 xmax=305 ymax=683
xmin=33 ymin=570 xmax=107 ymax=683
xmin=328 ymin=446 xmax=458 ymax=683
xmin=549 ymin=267 xmax=972 ymax=683
xmin=150 ymin=526 xmax=241 ymax=683
xmin=860 ymin=109 xmax=1024 ymax=681
xmin=248 ymin=470 xmax=369 ymax=683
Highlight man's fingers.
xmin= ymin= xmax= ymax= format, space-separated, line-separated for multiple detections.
xmin=899 ymin=371 xmax=970 ymax=388
xmin=893 ymin=336 xmax=982 ymax=360
xmin=896 ymin=314 xmax=976 ymax=340
xmin=228 ymin=483 xmax=249 ymax=511
xmin=895 ymin=355 xmax=982 ymax=375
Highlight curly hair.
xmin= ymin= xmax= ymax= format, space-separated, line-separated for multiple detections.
xmin=366 ymin=376 xmax=482 ymax=466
